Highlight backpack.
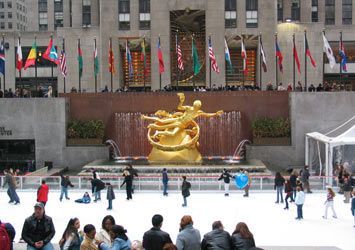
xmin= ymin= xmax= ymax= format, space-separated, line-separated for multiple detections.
xmin=0 ymin=223 xmax=11 ymax=250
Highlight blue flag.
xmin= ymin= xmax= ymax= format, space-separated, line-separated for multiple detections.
xmin=0 ymin=41 xmax=5 ymax=76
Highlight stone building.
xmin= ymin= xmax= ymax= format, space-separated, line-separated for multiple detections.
xmin=0 ymin=0 xmax=354 ymax=93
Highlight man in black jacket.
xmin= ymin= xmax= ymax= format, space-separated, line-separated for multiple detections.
xmin=59 ymin=174 xmax=74 ymax=202
xmin=143 ymin=214 xmax=172 ymax=250
xmin=218 ymin=169 xmax=234 ymax=196
xmin=21 ymin=202 xmax=55 ymax=250
xmin=91 ymin=178 xmax=105 ymax=202
xmin=201 ymin=221 xmax=231 ymax=250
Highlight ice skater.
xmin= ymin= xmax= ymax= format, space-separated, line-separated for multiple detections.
xmin=106 ymin=183 xmax=115 ymax=210
xmin=60 ymin=173 xmax=74 ymax=202
xmin=181 ymin=176 xmax=191 ymax=207
xmin=121 ymin=170 xmax=133 ymax=200
xmin=290 ymin=170 xmax=298 ymax=200
xmin=301 ymin=165 xmax=312 ymax=193
xmin=3 ymin=168 xmax=20 ymax=205
xmin=343 ymin=178 xmax=353 ymax=203
xmin=91 ymin=178 xmax=105 ymax=202
xmin=284 ymin=179 xmax=294 ymax=210
xmin=75 ymin=192 xmax=91 ymax=204
xmin=351 ymin=190 xmax=355 ymax=227
xmin=218 ymin=168 xmax=234 ymax=196
xmin=274 ymin=172 xmax=285 ymax=204
xmin=127 ymin=164 xmax=138 ymax=194
xmin=323 ymin=187 xmax=337 ymax=219
xmin=37 ymin=180 xmax=49 ymax=206
xmin=243 ymin=171 xmax=250 ymax=197
xmin=294 ymin=186 xmax=305 ymax=220
xmin=162 ymin=168 xmax=169 ymax=196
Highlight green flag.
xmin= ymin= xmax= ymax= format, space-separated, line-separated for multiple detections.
xmin=94 ymin=40 xmax=99 ymax=77
xmin=192 ymin=39 xmax=200 ymax=75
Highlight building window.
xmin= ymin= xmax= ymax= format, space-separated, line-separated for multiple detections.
xmin=311 ymin=0 xmax=318 ymax=22
xmin=0 ymin=12 xmax=4 ymax=19
xmin=225 ymin=0 xmax=236 ymax=28
xmin=54 ymin=0 xmax=63 ymax=29
xmin=139 ymin=0 xmax=150 ymax=29
xmin=7 ymin=1 xmax=11 ymax=8
xmin=0 ymin=22 xmax=5 ymax=29
xmin=8 ymin=22 xmax=11 ymax=29
xmin=277 ymin=0 xmax=283 ymax=22
xmin=82 ymin=0 xmax=91 ymax=26
xmin=325 ymin=0 xmax=335 ymax=25
xmin=38 ymin=0 xmax=47 ymax=12
xmin=0 ymin=3 xmax=4 ymax=9
xmin=291 ymin=0 xmax=300 ymax=21
xmin=7 ymin=12 xmax=11 ymax=19
xmin=246 ymin=0 xmax=258 ymax=28
xmin=39 ymin=12 xmax=48 ymax=31
xmin=119 ymin=0 xmax=130 ymax=30
xmin=342 ymin=0 xmax=352 ymax=25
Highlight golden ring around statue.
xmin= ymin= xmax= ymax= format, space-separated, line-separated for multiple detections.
xmin=147 ymin=120 xmax=200 ymax=152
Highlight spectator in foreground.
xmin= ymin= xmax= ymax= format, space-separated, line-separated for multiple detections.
xmin=201 ymin=221 xmax=231 ymax=250
xmin=176 ymin=215 xmax=201 ymax=250
xmin=80 ymin=224 xmax=98 ymax=250
xmin=59 ymin=218 xmax=83 ymax=250
xmin=295 ymin=186 xmax=305 ymax=220
xmin=131 ymin=240 xmax=143 ymax=250
xmin=99 ymin=225 xmax=131 ymax=250
xmin=21 ymin=202 xmax=56 ymax=250
xmin=143 ymin=214 xmax=172 ymax=250
xmin=37 ymin=180 xmax=49 ymax=206
xmin=231 ymin=222 xmax=256 ymax=250
xmin=96 ymin=215 xmax=116 ymax=246
xmin=0 ymin=219 xmax=16 ymax=250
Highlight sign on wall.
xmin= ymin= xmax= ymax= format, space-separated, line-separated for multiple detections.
xmin=0 ymin=127 xmax=12 ymax=136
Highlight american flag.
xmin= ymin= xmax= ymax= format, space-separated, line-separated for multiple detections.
xmin=60 ymin=50 xmax=67 ymax=78
xmin=176 ymin=35 xmax=184 ymax=71
xmin=208 ymin=37 xmax=220 ymax=73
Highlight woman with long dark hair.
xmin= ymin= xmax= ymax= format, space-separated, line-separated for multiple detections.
xmin=231 ymin=222 xmax=256 ymax=250
xmin=59 ymin=218 xmax=83 ymax=250
xmin=96 ymin=215 xmax=116 ymax=246
xmin=274 ymin=172 xmax=285 ymax=203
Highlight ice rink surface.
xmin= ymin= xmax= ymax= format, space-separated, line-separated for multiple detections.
xmin=1 ymin=190 xmax=354 ymax=250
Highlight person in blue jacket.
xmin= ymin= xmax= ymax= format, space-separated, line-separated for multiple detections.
xmin=75 ymin=192 xmax=91 ymax=204
xmin=351 ymin=190 xmax=355 ymax=227
xmin=98 ymin=225 xmax=131 ymax=250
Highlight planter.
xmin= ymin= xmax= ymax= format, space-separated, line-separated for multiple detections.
xmin=67 ymin=138 xmax=103 ymax=146
xmin=253 ymin=137 xmax=291 ymax=146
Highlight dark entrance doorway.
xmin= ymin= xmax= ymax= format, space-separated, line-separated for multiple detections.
xmin=0 ymin=140 xmax=36 ymax=172
xmin=16 ymin=77 xmax=58 ymax=97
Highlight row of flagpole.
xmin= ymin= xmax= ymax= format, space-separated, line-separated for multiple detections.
xmin=0 ymin=31 xmax=348 ymax=94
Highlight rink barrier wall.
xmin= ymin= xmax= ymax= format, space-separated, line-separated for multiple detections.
xmin=0 ymin=175 xmax=336 ymax=191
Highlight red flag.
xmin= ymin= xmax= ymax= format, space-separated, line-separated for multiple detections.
xmin=43 ymin=38 xmax=59 ymax=65
xmin=158 ymin=38 xmax=165 ymax=74
xmin=16 ymin=38 xmax=22 ymax=71
xmin=305 ymin=35 xmax=316 ymax=68
xmin=293 ymin=43 xmax=301 ymax=74
xmin=275 ymin=40 xmax=283 ymax=73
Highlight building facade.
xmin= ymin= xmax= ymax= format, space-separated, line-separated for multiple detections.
xmin=0 ymin=0 xmax=355 ymax=93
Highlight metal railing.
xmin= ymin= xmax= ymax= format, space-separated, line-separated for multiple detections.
xmin=0 ymin=175 xmax=337 ymax=192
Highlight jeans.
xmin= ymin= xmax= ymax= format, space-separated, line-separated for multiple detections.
xmin=284 ymin=193 xmax=292 ymax=209
xmin=126 ymin=185 xmax=132 ymax=199
xmin=183 ymin=196 xmax=187 ymax=206
xmin=94 ymin=187 xmax=101 ymax=201
xmin=9 ymin=188 xmax=20 ymax=203
xmin=324 ymin=201 xmax=337 ymax=218
xmin=60 ymin=186 xmax=69 ymax=200
xmin=7 ymin=188 xmax=13 ymax=202
xmin=296 ymin=204 xmax=303 ymax=219
xmin=276 ymin=186 xmax=284 ymax=203
xmin=27 ymin=242 xmax=54 ymax=250
xmin=108 ymin=199 xmax=112 ymax=209
xmin=344 ymin=191 xmax=351 ymax=203
xmin=303 ymin=181 xmax=311 ymax=193
xmin=292 ymin=187 xmax=297 ymax=200
xmin=163 ymin=182 xmax=168 ymax=195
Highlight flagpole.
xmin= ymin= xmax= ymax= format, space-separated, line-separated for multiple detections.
xmin=35 ymin=35 xmax=38 ymax=97
xmin=322 ymin=29 xmax=325 ymax=85
xmin=63 ymin=37 xmax=66 ymax=93
xmin=50 ymin=34 xmax=54 ymax=93
xmin=293 ymin=33 xmax=296 ymax=91
xmin=143 ymin=37 xmax=146 ymax=92
xmin=158 ymin=36 xmax=162 ymax=91
xmin=110 ymin=37 xmax=113 ymax=93
xmin=242 ymin=35 xmax=245 ymax=88
xmin=259 ymin=33 xmax=262 ymax=90
xmin=2 ymin=34 xmax=5 ymax=91
xmin=275 ymin=33 xmax=278 ymax=89
xmin=176 ymin=32 xmax=179 ymax=91
xmin=94 ymin=37 xmax=97 ymax=93
xmin=78 ymin=38 xmax=81 ymax=92
xmin=192 ymin=34 xmax=195 ymax=90
xmin=304 ymin=30 xmax=307 ymax=92
xmin=19 ymin=36 xmax=22 ymax=91
xmin=209 ymin=35 xmax=212 ymax=89
xmin=340 ymin=31 xmax=343 ymax=91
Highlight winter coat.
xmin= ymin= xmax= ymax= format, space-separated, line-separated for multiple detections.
xmin=121 ymin=175 xmax=133 ymax=188
xmin=284 ymin=181 xmax=292 ymax=194
xmin=107 ymin=185 xmax=115 ymax=200
xmin=218 ymin=171 xmax=234 ymax=184
xmin=37 ymin=184 xmax=49 ymax=203
xmin=182 ymin=180 xmax=191 ymax=198
xmin=96 ymin=230 xmax=111 ymax=246
xmin=4 ymin=173 xmax=17 ymax=189
xmin=290 ymin=174 xmax=297 ymax=188
xmin=301 ymin=169 xmax=310 ymax=182
xmin=91 ymin=179 xmax=105 ymax=193
xmin=100 ymin=237 xmax=131 ymax=250
xmin=274 ymin=176 xmax=285 ymax=188
xmin=176 ymin=224 xmax=201 ymax=250
xmin=162 ymin=171 xmax=169 ymax=184
xmin=80 ymin=236 xmax=98 ymax=250
xmin=343 ymin=182 xmax=353 ymax=192
xmin=201 ymin=229 xmax=232 ymax=250
xmin=21 ymin=214 xmax=55 ymax=247
xmin=231 ymin=233 xmax=255 ymax=250
xmin=128 ymin=168 xmax=138 ymax=179
xmin=62 ymin=232 xmax=83 ymax=250
xmin=0 ymin=220 xmax=16 ymax=250
xmin=61 ymin=175 xmax=74 ymax=188
xmin=351 ymin=197 xmax=355 ymax=216
xmin=142 ymin=227 xmax=172 ymax=250
xmin=295 ymin=191 xmax=305 ymax=205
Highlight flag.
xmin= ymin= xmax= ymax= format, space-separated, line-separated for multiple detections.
xmin=43 ymin=38 xmax=59 ymax=64
xmin=224 ymin=38 xmax=232 ymax=70
xmin=305 ymin=35 xmax=316 ymax=68
xmin=275 ymin=40 xmax=283 ymax=72
xmin=60 ymin=49 xmax=67 ymax=78
xmin=176 ymin=35 xmax=184 ymax=71
xmin=208 ymin=37 xmax=220 ymax=73
xmin=94 ymin=40 xmax=99 ymax=77
xmin=77 ymin=41 xmax=83 ymax=78
xmin=293 ymin=40 xmax=301 ymax=74
xmin=339 ymin=41 xmax=347 ymax=72
xmin=0 ymin=41 xmax=5 ymax=76
xmin=322 ymin=33 xmax=336 ymax=69
xmin=126 ymin=40 xmax=133 ymax=77
xmin=24 ymin=42 xmax=37 ymax=70
xmin=141 ymin=38 xmax=147 ymax=76
xmin=259 ymin=37 xmax=267 ymax=72
xmin=157 ymin=38 xmax=165 ymax=74
xmin=192 ymin=38 xmax=200 ymax=75
xmin=109 ymin=38 xmax=115 ymax=74
xmin=241 ymin=38 xmax=247 ymax=74
xmin=16 ymin=38 xmax=22 ymax=71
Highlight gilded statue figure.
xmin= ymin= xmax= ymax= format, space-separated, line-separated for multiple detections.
xmin=141 ymin=93 xmax=223 ymax=163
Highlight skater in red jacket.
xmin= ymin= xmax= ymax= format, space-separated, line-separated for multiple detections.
xmin=37 ymin=180 xmax=49 ymax=206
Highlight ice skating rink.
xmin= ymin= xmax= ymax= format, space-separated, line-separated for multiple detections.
xmin=1 ymin=190 xmax=354 ymax=250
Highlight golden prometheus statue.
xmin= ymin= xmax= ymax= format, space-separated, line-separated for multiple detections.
xmin=141 ymin=93 xmax=223 ymax=163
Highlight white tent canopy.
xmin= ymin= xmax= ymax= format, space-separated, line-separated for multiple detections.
xmin=306 ymin=116 xmax=355 ymax=185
